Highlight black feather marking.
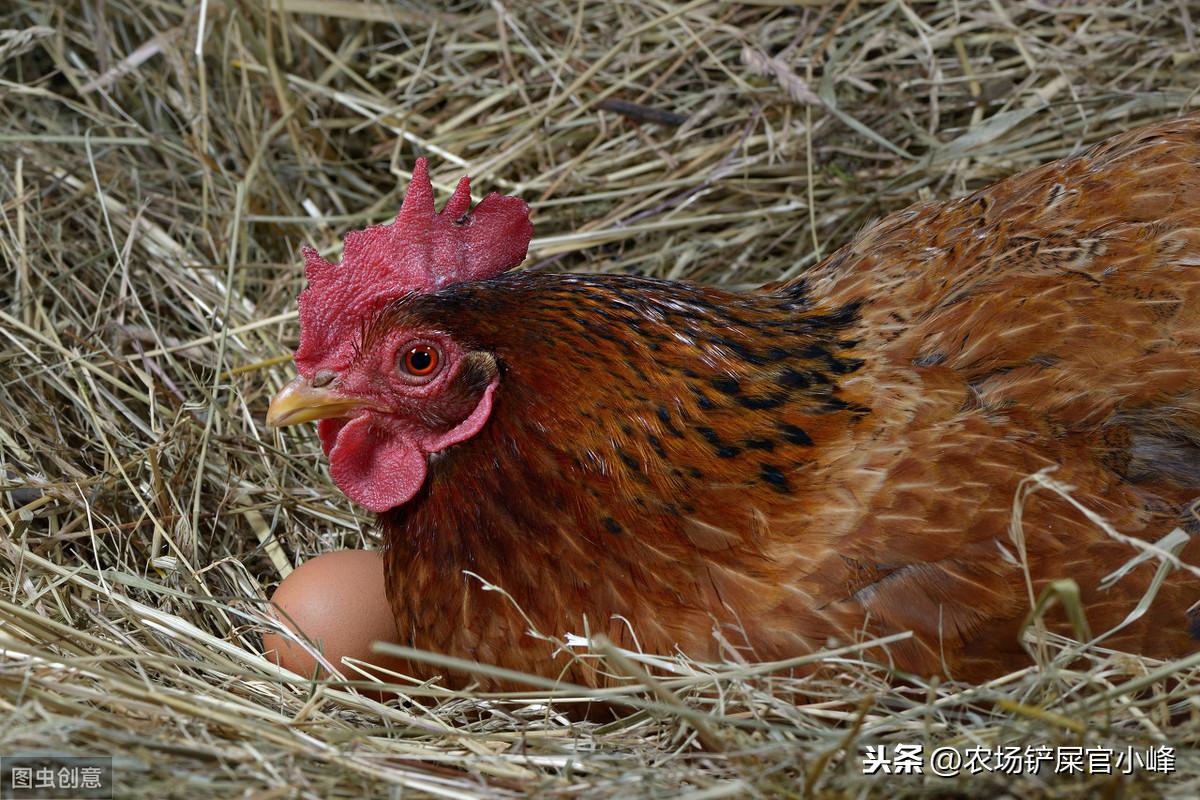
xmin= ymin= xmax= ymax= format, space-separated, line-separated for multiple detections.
xmin=711 ymin=376 xmax=741 ymax=395
xmin=778 ymin=423 xmax=814 ymax=446
xmin=777 ymin=368 xmax=811 ymax=389
xmin=647 ymin=434 xmax=668 ymax=459
xmin=616 ymin=447 xmax=641 ymax=472
xmin=767 ymin=347 xmax=791 ymax=361
xmin=738 ymin=394 xmax=787 ymax=411
xmin=695 ymin=426 xmax=741 ymax=458
xmin=759 ymin=464 xmax=791 ymax=493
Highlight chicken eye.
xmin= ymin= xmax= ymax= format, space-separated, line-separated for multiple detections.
xmin=401 ymin=345 xmax=440 ymax=377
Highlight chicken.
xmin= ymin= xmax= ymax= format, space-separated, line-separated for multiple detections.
xmin=267 ymin=114 xmax=1200 ymax=688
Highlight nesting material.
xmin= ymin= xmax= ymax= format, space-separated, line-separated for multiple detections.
xmin=3 ymin=1 xmax=1200 ymax=796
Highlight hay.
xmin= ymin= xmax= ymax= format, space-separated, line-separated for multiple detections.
xmin=2 ymin=0 xmax=1200 ymax=796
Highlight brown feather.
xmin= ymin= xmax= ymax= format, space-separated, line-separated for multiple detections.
xmin=378 ymin=114 xmax=1200 ymax=688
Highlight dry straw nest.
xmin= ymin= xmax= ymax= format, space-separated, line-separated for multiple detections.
xmin=3 ymin=1 xmax=1200 ymax=797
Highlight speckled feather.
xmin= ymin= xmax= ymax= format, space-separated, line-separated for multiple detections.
xmin=378 ymin=115 xmax=1200 ymax=688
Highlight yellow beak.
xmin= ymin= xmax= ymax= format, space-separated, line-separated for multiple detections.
xmin=266 ymin=376 xmax=365 ymax=427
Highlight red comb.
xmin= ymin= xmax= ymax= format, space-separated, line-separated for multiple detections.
xmin=294 ymin=158 xmax=533 ymax=375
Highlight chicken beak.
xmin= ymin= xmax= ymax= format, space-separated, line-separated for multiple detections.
xmin=266 ymin=376 xmax=365 ymax=427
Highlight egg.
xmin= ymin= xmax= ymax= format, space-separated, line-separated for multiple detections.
xmin=262 ymin=549 xmax=407 ymax=698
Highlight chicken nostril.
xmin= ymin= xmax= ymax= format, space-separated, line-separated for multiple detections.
xmin=312 ymin=370 xmax=336 ymax=388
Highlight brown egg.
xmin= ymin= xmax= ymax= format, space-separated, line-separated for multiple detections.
xmin=262 ymin=549 xmax=407 ymax=698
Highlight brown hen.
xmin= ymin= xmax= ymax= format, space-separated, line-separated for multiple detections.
xmin=268 ymin=114 xmax=1200 ymax=688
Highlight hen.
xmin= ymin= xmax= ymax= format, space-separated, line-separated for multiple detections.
xmin=268 ymin=114 xmax=1200 ymax=688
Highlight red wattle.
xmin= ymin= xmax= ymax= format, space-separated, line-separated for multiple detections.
xmin=328 ymin=416 xmax=427 ymax=513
